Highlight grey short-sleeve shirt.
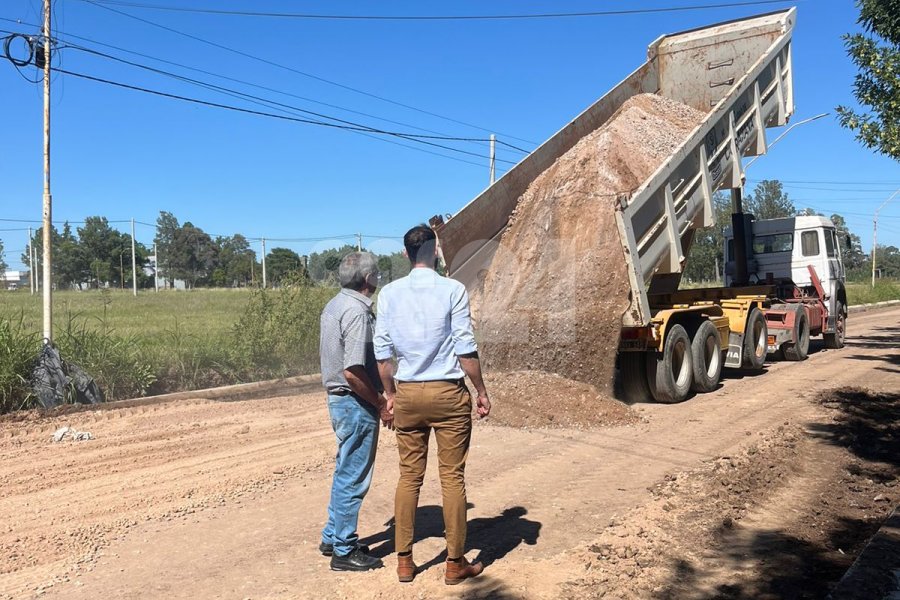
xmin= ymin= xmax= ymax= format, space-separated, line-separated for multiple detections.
xmin=319 ymin=288 xmax=382 ymax=395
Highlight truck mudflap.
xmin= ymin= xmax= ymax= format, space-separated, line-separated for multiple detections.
xmin=725 ymin=332 xmax=744 ymax=368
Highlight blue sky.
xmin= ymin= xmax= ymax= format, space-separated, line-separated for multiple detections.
xmin=1 ymin=0 xmax=899 ymax=272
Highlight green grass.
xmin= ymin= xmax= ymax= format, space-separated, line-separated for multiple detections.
xmin=0 ymin=287 xmax=336 ymax=411
xmin=846 ymin=280 xmax=900 ymax=306
xmin=1 ymin=288 xmax=250 ymax=344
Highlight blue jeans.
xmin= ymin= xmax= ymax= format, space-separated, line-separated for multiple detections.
xmin=322 ymin=394 xmax=379 ymax=557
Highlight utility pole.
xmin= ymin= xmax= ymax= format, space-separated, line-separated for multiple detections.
xmin=356 ymin=233 xmax=362 ymax=251
xmin=27 ymin=227 xmax=34 ymax=294
xmin=153 ymin=242 xmax=159 ymax=292
xmin=489 ymin=134 xmax=496 ymax=185
xmin=119 ymin=252 xmax=124 ymax=289
xmin=131 ymin=218 xmax=138 ymax=296
xmin=41 ymin=0 xmax=53 ymax=343
xmin=261 ymin=237 xmax=267 ymax=288
xmin=872 ymin=188 xmax=900 ymax=288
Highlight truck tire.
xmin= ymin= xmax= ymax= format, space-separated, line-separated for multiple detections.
xmin=782 ymin=308 xmax=810 ymax=361
xmin=619 ymin=352 xmax=653 ymax=403
xmin=741 ymin=308 xmax=767 ymax=370
xmin=824 ymin=301 xmax=846 ymax=349
xmin=647 ymin=324 xmax=693 ymax=403
xmin=690 ymin=320 xmax=722 ymax=393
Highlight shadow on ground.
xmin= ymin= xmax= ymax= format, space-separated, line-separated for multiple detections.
xmin=361 ymin=505 xmax=541 ymax=574
xmin=653 ymin=385 xmax=900 ymax=599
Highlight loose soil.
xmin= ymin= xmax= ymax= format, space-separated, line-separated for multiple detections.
xmin=0 ymin=307 xmax=896 ymax=600
xmin=479 ymin=93 xmax=706 ymax=394
xmin=562 ymin=385 xmax=900 ymax=599
xmin=482 ymin=371 xmax=638 ymax=429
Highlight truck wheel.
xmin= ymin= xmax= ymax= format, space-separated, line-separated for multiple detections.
xmin=647 ymin=324 xmax=693 ymax=403
xmin=690 ymin=320 xmax=722 ymax=393
xmin=741 ymin=308 xmax=767 ymax=370
xmin=824 ymin=301 xmax=846 ymax=349
xmin=619 ymin=352 xmax=653 ymax=403
xmin=783 ymin=309 xmax=810 ymax=361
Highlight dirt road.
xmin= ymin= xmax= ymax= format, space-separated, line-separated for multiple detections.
xmin=1 ymin=307 xmax=898 ymax=600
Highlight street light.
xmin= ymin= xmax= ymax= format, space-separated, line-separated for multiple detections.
xmin=872 ymin=188 xmax=900 ymax=288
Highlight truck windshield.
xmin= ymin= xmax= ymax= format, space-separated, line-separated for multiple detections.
xmin=752 ymin=233 xmax=793 ymax=254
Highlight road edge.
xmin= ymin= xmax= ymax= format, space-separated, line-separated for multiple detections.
xmin=849 ymin=299 xmax=900 ymax=314
xmin=828 ymin=505 xmax=900 ymax=600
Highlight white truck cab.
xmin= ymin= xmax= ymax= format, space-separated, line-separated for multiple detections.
xmin=725 ymin=215 xmax=848 ymax=350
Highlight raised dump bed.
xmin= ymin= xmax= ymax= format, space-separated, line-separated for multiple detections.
xmin=432 ymin=9 xmax=801 ymax=403
xmin=434 ymin=8 xmax=795 ymax=327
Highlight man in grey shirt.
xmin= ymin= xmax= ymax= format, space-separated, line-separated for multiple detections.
xmin=319 ymin=251 xmax=391 ymax=572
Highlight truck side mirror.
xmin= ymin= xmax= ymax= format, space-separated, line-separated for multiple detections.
xmin=845 ymin=235 xmax=852 ymax=250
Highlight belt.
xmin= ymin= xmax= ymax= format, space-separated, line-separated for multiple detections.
xmin=329 ymin=389 xmax=353 ymax=396
xmin=397 ymin=378 xmax=464 ymax=386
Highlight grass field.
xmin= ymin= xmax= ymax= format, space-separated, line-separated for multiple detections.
xmin=846 ymin=280 xmax=900 ymax=306
xmin=0 ymin=287 xmax=335 ymax=412
xmin=1 ymin=288 xmax=250 ymax=344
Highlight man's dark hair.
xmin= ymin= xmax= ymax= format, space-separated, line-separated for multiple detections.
xmin=404 ymin=224 xmax=437 ymax=264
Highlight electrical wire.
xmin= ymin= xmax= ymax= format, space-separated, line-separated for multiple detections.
xmin=53 ymin=32 xmax=530 ymax=154
xmin=0 ymin=18 xmax=534 ymax=159
xmin=80 ymin=0 xmax=798 ymax=21
xmin=76 ymin=0 xmax=540 ymax=145
xmin=51 ymin=66 xmax=519 ymax=165
xmin=61 ymin=43 xmax=516 ymax=149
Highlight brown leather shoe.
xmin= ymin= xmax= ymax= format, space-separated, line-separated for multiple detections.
xmin=444 ymin=557 xmax=483 ymax=585
xmin=397 ymin=554 xmax=416 ymax=583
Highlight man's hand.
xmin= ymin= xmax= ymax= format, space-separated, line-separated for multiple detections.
xmin=475 ymin=390 xmax=491 ymax=419
xmin=379 ymin=393 xmax=395 ymax=429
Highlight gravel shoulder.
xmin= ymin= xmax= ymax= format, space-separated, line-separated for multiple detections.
xmin=0 ymin=307 xmax=897 ymax=600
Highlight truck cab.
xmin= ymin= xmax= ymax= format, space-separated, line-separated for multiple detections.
xmin=725 ymin=215 xmax=847 ymax=356
xmin=725 ymin=216 xmax=847 ymax=316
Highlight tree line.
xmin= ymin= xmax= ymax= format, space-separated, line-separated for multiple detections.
xmin=4 ymin=211 xmax=410 ymax=290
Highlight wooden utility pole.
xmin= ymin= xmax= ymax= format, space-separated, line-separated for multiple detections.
xmin=261 ymin=238 xmax=267 ymax=288
xmin=27 ymin=227 xmax=34 ymax=294
xmin=357 ymin=233 xmax=362 ymax=251
xmin=153 ymin=242 xmax=159 ymax=292
xmin=131 ymin=218 xmax=138 ymax=296
xmin=41 ymin=0 xmax=53 ymax=343
xmin=489 ymin=134 xmax=496 ymax=185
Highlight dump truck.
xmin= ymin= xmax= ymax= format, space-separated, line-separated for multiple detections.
xmin=431 ymin=7 xmax=847 ymax=403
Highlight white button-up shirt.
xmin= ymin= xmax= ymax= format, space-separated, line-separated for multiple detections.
xmin=374 ymin=267 xmax=478 ymax=382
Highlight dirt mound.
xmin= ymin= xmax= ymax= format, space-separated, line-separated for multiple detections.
xmin=481 ymin=370 xmax=637 ymax=429
xmin=478 ymin=93 xmax=705 ymax=393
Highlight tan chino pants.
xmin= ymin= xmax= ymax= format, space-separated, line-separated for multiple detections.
xmin=393 ymin=380 xmax=472 ymax=558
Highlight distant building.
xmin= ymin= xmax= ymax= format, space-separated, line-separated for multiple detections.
xmin=2 ymin=270 xmax=30 ymax=290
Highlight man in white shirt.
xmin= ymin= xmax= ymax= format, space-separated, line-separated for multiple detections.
xmin=375 ymin=224 xmax=491 ymax=585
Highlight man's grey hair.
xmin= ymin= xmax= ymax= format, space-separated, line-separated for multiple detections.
xmin=339 ymin=251 xmax=379 ymax=290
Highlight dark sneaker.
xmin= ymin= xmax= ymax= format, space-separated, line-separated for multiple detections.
xmin=319 ymin=542 xmax=370 ymax=557
xmin=330 ymin=547 xmax=384 ymax=572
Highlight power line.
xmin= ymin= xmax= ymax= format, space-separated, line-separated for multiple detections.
xmin=746 ymin=178 xmax=900 ymax=186
xmin=3 ymin=22 xmax=526 ymax=166
xmin=60 ymin=43 xmax=519 ymax=151
xmin=51 ymin=66 xmax=519 ymax=165
xmin=76 ymin=0 xmax=539 ymax=145
xmin=0 ymin=19 xmax=532 ymax=156
xmin=47 ymin=26 xmax=531 ymax=155
xmin=80 ymin=0 xmax=798 ymax=21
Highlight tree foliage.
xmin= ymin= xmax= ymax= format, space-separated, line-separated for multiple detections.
xmin=265 ymin=247 xmax=308 ymax=285
xmin=837 ymin=0 xmax=900 ymax=160
xmin=744 ymin=180 xmax=795 ymax=220
xmin=0 ymin=239 xmax=8 ymax=274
